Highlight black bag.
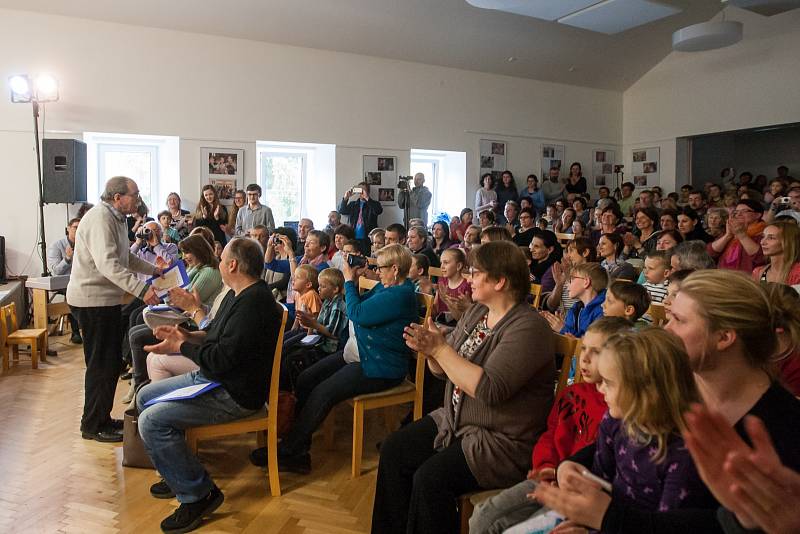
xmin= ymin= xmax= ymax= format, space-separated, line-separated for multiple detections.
xmin=122 ymin=408 xmax=154 ymax=469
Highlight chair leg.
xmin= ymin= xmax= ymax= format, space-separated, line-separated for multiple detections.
xmin=12 ymin=345 xmax=19 ymax=362
xmin=30 ymin=341 xmax=39 ymax=370
xmin=256 ymin=430 xmax=266 ymax=448
xmin=351 ymin=402 xmax=365 ymax=479
xmin=40 ymin=333 xmax=48 ymax=362
xmin=383 ymin=406 xmax=399 ymax=433
xmin=322 ymin=410 xmax=336 ymax=451
xmin=459 ymin=496 xmax=475 ymax=534
xmin=1 ymin=345 xmax=8 ymax=372
xmin=267 ymin=428 xmax=281 ymax=497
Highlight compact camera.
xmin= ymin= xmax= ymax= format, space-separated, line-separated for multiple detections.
xmin=135 ymin=227 xmax=152 ymax=240
xmin=346 ymin=254 xmax=367 ymax=268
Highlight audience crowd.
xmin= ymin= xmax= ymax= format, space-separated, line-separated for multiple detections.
xmin=59 ymin=164 xmax=800 ymax=533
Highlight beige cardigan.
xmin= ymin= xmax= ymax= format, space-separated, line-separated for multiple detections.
xmin=66 ymin=203 xmax=157 ymax=307
xmin=429 ymin=302 xmax=555 ymax=488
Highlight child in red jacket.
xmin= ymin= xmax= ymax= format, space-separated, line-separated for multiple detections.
xmin=469 ymin=317 xmax=631 ymax=534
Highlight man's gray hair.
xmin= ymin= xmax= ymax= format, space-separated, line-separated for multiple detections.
xmin=226 ymin=237 xmax=264 ymax=279
xmin=101 ymin=176 xmax=133 ymax=202
xmin=673 ymin=240 xmax=716 ymax=270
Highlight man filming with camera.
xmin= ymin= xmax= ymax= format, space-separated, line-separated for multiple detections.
xmin=398 ymin=172 xmax=432 ymax=227
xmin=338 ymin=181 xmax=382 ymax=255
xmin=764 ymin=185 xmax=800 ymax=224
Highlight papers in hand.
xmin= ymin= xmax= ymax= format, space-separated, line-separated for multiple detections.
xmin=147 ymin=260 xmax=190 ymax=297
xmin=143 ymin=381 xmax=221 ymax=407
xmin=300 ymin=334 xmax=321 ymax=346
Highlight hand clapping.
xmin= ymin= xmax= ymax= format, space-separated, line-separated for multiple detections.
xmin=403 ymin=317 xmax=447 ymax=357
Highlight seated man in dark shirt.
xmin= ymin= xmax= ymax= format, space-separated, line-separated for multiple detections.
xmin=136 ymin=237 xmax=283 ymax=533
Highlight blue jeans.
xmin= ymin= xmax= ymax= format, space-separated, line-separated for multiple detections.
xmin=136 ymin=371 xmax=256 ymax=503
xmin=279 ymin=352 xmax=403 ymax=456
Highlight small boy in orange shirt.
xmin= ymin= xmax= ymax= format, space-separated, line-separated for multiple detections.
xmin=290 ymin=264 xmax=322 ymax=333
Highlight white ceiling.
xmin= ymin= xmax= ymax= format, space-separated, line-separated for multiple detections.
xmin=0 ymin=0 xmax=727 ymax=91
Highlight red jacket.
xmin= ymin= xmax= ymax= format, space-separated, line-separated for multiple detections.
xmin=532 ymin=382 xmax=607 ymax=469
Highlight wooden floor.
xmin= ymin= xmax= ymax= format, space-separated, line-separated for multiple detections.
xmin=0 ymin=334 xmax=393 ymax=533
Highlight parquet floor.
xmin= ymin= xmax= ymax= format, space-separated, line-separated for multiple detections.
xmin=0 ymin=335 xmax=394 ymax=533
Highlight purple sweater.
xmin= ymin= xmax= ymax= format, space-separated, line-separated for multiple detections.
xmin=592 ymin=414 xmax=714 ymax=514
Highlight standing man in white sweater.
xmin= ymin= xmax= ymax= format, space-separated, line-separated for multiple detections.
xmin=67 ymin=176 xmax=162 ymax=443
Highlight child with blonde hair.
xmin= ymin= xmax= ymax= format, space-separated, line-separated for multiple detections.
xmin=434 ymin=248 xmax=470 ymax=324
xmin=534 ymin=328 xmax=717 ymax=531
xmin=469 ymin=317 xmax=630 ymax=534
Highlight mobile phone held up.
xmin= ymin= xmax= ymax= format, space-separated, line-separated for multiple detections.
xmin=347 ymin=254 xmax=367 ymax=268
xmin=352 ymin=187 xmax=363 ymax=195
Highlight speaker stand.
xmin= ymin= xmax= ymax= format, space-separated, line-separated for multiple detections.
xmin=32 ymin=101 xmax=50 ymax=278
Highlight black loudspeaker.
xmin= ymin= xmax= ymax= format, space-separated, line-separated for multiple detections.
xmin=43 ymin=139 xmax=87 ymax=204
xmin=0 ymin=235 xmax=6 ymax=282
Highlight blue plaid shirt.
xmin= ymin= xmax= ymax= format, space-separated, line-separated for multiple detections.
xmin=316 ymin=294 xmax=348 ymax=353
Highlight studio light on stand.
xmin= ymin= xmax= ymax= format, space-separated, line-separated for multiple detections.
xmin=8 ymin=73 xmax=59 ymax=277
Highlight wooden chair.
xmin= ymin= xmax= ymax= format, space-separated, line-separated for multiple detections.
xmin=1 ymin=302 xmax=47 ymax=372
xmin=555 ymin=232 xmax=575 ymax=246
xmin=184 ymin=305 xmax=288 ymax=497
xmin=359 ymin=277 xmax=379 ymax=292
xmin=648 ymin=302 xmax=667 ymax=326
xmin=428 ymin=266 xmax=443 ymax=281
xmin=555 ymin=333 xmax=583 ymax=397
xmin=324 ymin=285 xmax=434 ymax=478
xmin=529 ymin=283 xmax=542 ymax=309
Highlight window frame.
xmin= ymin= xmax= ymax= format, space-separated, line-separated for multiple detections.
xmin=257 ymin=148 xmax=308 ymax=225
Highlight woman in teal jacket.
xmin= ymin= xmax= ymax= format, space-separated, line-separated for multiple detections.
xmin=265 ymin=244 xmax=418 ymax=474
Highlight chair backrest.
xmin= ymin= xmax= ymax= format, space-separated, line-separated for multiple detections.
xmin=555 ymin=233 xmax=575 ymax=245
xmin=0 ymin=303 xmax=12 ymax=344
xmin=428 ymin=266 xmax=443 ymax=281
xmin=358 ymin=277 xmax=379 ymax=294
xmin=530 ymin=283 xmax=542 ymax=309
xmin=411 ymin=293 xmax=435 ymax=418
xmin=3 ymin=302 xmax=18 ymax=333
xmin=267 ymin=305 xmax=289 ymax=422
xmin=648 ymin=302 xmax=667 ymax=326
xmin=554 ymin=333 xmax=581 ymax=396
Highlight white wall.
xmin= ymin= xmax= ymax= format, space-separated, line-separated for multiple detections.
xmin=0 ymin=8 xmax=621 ymax=276
xmin=622 ymin=7 xmax=800 ymax=193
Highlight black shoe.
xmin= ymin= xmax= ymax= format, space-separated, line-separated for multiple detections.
xmin=278 ymin=453 xmax=311 ymax=475
xmin=249 ymin=447 xmax=267 ymax=467
xmin=109 ymin=418 xmax=124 ymax=431
xmin=81 ymin=429 xmax=123 ymax=443
xmin=160 ymin=485 xmax=224 ymax=533
xmin=150 ymin=479 xmax=176 ymax=499
xmin=70 ymin=333 xmax=83 ymax=344
xmin=120 ymin=371 xmax=133 ymax=381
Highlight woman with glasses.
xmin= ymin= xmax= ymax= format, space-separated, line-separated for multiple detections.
xmin=372 ymin=241 xmax=555 ymax=534
xmin=270 ymin=244 xmax=418 ymax=475
xmin=708 ymin=199 xmax=766 ymax=272
xmin=225 ymin=189 xmax=246 ymax=239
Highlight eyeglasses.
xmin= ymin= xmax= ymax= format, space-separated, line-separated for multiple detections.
xmin=469 ymin=267 xmax=484 ymax=276
xmin=569 ymin=275 xmax=588 ymax=283
xmin=376 ymin=264 xmax=393 ymax=271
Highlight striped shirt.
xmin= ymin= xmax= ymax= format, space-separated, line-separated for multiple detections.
xmin=641 ymin=280 xmax=669 ymax=323
xmin=316 ymin=294 xmax=348 ymax=354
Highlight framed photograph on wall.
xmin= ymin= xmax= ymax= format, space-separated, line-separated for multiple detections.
xmin=202 ymin=147 xmax=244 ymax=205
xmin=541 ymin=143 xmax=566 ymax=183
xmin=363 ymin=155 xmax=398 ymax=196
xmin=479 ymin=139 xmax=507 ymax=181
xmin=592 ymin=149 xmax=616 ymax=188
xmin=377 ymin=187 xmax=396 ymax=205
xmin=630 ymin=147 xmax=660 ymax=188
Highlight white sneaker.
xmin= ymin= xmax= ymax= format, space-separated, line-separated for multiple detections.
xmin=121 ymin=382 xmax=135 ymax=404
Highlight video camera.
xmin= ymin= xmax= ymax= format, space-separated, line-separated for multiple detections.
xmin=397 ymin=175 xmax=413 ymax=191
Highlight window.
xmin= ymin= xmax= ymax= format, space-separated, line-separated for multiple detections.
xmin=98 ymin=144 xmax=158 ymax=209
xmin=257 ymin=141 xmax=336 ymax=228
xmin=410 ymin=158 xmax=439 ymax=223
xmin=84 ymin=132 xmax=179 ymax=211
xmin=411 ymin=149 xmax=466 ymax=221
xmin=260 ymin=152 xmax=306 ymax=226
